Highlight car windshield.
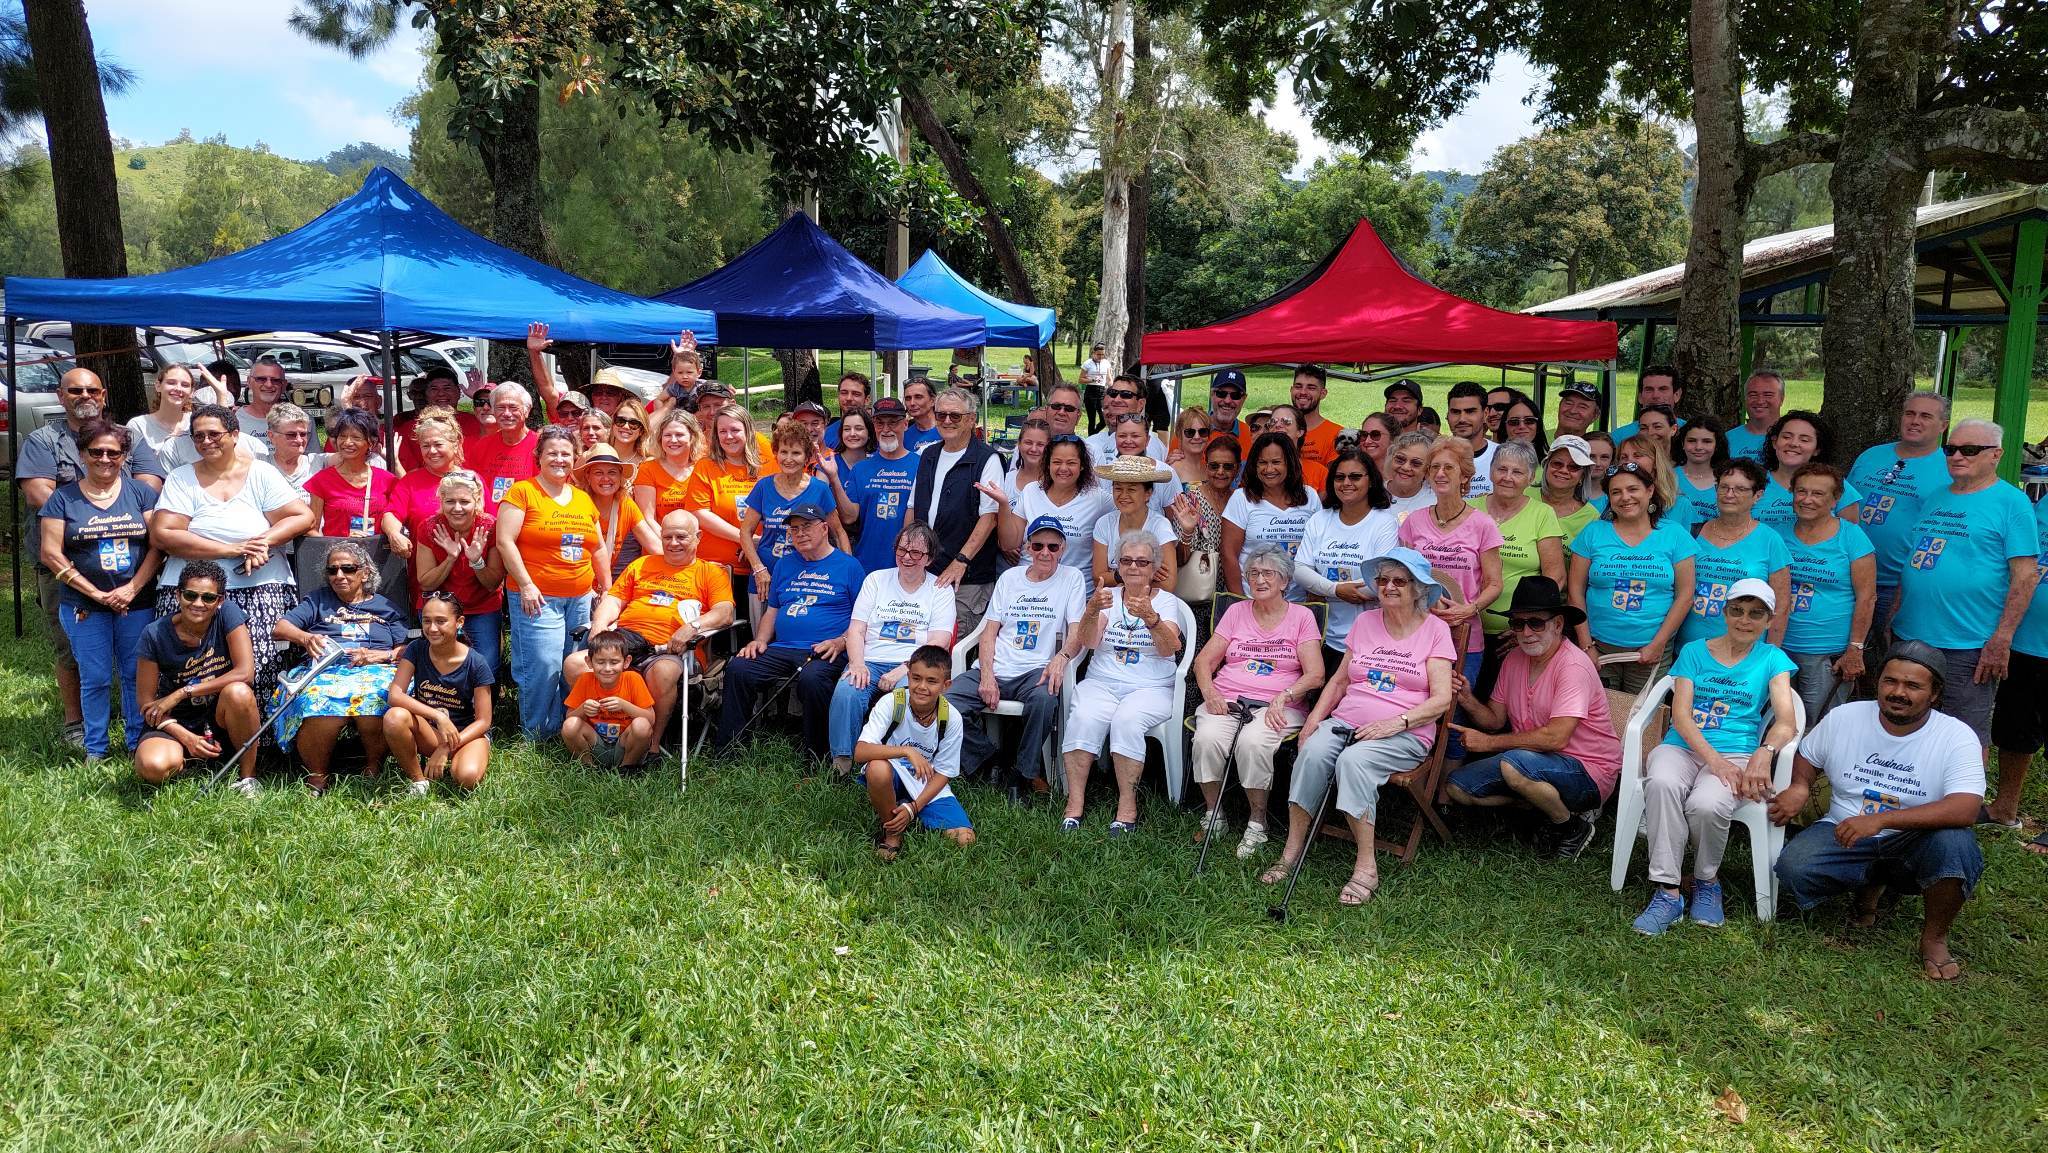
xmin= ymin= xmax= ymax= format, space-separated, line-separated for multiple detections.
xmin=10 ymin=350 xmax=73 ymax=393
xmin=149 ymin=340 xmax=247 ymax=370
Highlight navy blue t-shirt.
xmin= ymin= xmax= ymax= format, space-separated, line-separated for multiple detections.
xmin=138 ymin=599 xmax=248 ymax=696
xmin=400 ymin=637 xmax=494 ymax=728
xmin=38 ymin=478 xmax=158 ymax=607
xmin=281 ymin=589 xmax=410 ymax=650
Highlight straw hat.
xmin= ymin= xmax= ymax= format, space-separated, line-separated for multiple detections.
xmin=574 ymin=443 xmax=627 ymax=476
xmin=1098 ymin=454 xmax=1171 ymax=484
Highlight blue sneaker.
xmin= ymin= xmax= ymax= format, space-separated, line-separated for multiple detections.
xmin=1632 ymin=889 xmax=1687 ymax=936
xmin=1690 ymin=879 xmax=1726 ymax=927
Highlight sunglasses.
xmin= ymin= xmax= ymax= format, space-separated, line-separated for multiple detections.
xmin=1050 ymin=433 xmax=1085 ymax=446
xmin=1206 ymin=459 xmax=1238 ymax=471
xmin=177 ymin=588 xmax=222 ymax=606
xmin=1943 ymin=443 xmax=1994 ymax=457
xmin=1026 ymin=540 xmax=1064 ymax=553
xmin=1181 ymin=427 xmax=1212 ymax=439
xmin=1113 ymin=413 xmax=1149 ymax=427
xmin=1210 ymin=389 xmax=1244 ymax=400
xmin=274 ymin=429 xmax=311 ymax=440
xmin=1506 ymin=616 xmax=1555 ymax=633
xmin=1117 ymin=556 xmax=1155 ymax=567
xmin=1106 ymin=389 xmax=1142 ymax=401
xmin=191 ymin=430 xmax=230 ymax=443
xmin=1486 ymin=402 xmax=1512 ymax=413
xmin=1505 ymin=416 xmax=1540 ymax=428
xmin=1605 ymin=462 xmax=1648 ymax=478
xmin=326 ymin=564 xmax=362 ymax=575
xmin=62 ymin=387 xmax=104 ymax=398
xmin=1047 ymin=402 xmax=1079 ymax=413
xmin=935 ymin=411 xmax=971 ymax=422
xmin=614 ymin=418 xmax=644 ymax=430
xmin=1331 ymin=471 xmax=1370 ymax=484
xmin=1373 ymin=575 xmax=1413 ymax=588
xmin=250 ymin=376 xmax=285 ymax=386
xmin=84 ymin=447 xmax=125 ymax=459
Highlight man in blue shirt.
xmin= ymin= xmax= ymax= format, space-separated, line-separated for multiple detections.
xmin=842 ymin=396 xmax=921 ymax=572
xmin=713 ymin=503 xmax=863 ymax=761
xmin=1989 ymin=489 xmax=2048 ymax=830
xmin=1609 ymin=364 xmax=1682 ymax=445
xmin=1845 ymin=390 xmax=1952 ymax=646
xmin=1890 ymin=419 xmax=2041 ymax=757
xmin=1722 ymin=369 xmax=1784 ymax=463
xmin=821 ymin=371 xmax=871 ymax=450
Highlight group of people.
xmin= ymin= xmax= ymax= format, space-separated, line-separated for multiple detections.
xmin=20 ymin=343 xmax=2042 ymax=975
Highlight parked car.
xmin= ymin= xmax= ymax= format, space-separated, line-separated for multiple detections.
xmin=2 ymin=342 xmax=78 ymax=478
xmin=223 ymin=334 xmax=424 ymax=411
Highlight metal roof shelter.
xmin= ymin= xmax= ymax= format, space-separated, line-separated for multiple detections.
xmin=1528 ymin=186 xmax=2047 ymax=479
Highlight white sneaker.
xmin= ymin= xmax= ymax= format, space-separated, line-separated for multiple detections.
xmin=1236 ymin=821 xmax=1269 ymax=859
xmin=228 ymin=776 xmax=261 ymax=797
xmin=407 ymin=778 xmax=433 ymax=797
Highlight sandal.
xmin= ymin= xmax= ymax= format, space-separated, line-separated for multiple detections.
xmin=2024 ymin=831 xmax=2048 ymax=856
xmin=1976 ymin=804 xmax=2022 ymax=829
xmin=1919 ymin=950 xmax=1963 ymax=982
xmin=874 ymin=832 xmax=903 ymax=862
xmin=1258 ymin=860 xmax=1296 ymax=885
xmin=1339 ymin=875 xmax=1379 ymax=907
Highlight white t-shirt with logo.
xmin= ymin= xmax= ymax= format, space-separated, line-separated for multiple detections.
xmin=1294 ymin=506 xmax=1401 ymax=649
xmin=916 ymin=443 xmax=1003 ymax=523
xmin=1222 ymin=488 xmax=1322 ymax=596
xmin=1084 ymin=586 xmax=1189 ymax=694
xmin=852 ymin=569 xmax=958 ymax=666
xmin=1013 ymin=481 xmax=1113 ymax=588
xmin=1466 ymin=440 xmax=1499 ymax=497
xmin=984 ymin=563 xmax=1086 ymax=681
xmin=1801 ymin=700 xmax=1985 ymax=833
xmin=860 ymin=693 xmax=964 ymax=801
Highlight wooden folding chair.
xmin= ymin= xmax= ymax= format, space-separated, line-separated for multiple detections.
xmin=1316 ymin=621 xmax=1470 ymax=865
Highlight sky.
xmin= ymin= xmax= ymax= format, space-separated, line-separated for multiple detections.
xmin=70 ymin=0 xmax=1542 ymax=175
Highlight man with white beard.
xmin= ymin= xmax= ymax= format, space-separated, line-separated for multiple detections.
xmin=843 ymin=396 xmax=923 ymax=574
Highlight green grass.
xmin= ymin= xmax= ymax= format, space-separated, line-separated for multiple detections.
xmin=2 ymin=597 xmax=2046 ymax=1150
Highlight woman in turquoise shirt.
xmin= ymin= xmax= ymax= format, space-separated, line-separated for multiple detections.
xmin=1674 ymin=418 xmax=1727 ymax=527
xmin=1756 ymin=411 xmax=1861 ymax=533
xmin=1780 ymin=462 xmax=1875 ymax=724
xmin=1632 ymin=578 xmax=1799 ymax=935
xmin=1567 ymin=462 xmax=1698 ymax=694
xmin=1682 ymin=459 xmax=1791 ymax=644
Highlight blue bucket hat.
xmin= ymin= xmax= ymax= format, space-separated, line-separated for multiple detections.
xmin=1363 ymin=547 xmax=1448 ymax=606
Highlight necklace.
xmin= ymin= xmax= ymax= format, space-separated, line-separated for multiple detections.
xmin=1431 ymin=503 xmax=1467 ymax=530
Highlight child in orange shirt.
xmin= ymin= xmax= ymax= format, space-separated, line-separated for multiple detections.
xmin=562 ymin=631 xmax=657 ymax=772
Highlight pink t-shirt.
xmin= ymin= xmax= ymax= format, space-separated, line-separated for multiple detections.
xmin=1397 ymin=506 xmax=1505 ymax=653
xmin=389 ymin=467 xmax=454 ymax=541
xmin=1332 ymin=611 xmax=1455 ymax=748
xmin=303 ymin=465 xmax=398 ymax=537
xmin=1211 ymin=600 xmax=1321 ymax=703
xmin=1492 ymin=641 xmax=1623 ymax=800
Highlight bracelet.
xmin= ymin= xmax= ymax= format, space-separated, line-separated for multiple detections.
xmin=52 ymin=565 xmax=76 ymax=584
xmin=1848 ymin=641 xmax=1866 ymax=650
xmin=467 ymin=555 xmax=487 ymax=571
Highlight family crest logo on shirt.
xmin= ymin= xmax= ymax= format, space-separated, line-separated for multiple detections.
xmin=1792 ymin=581 xmax=1817 ymax=612
xmin=1364 ymin=668 xmax=1397 ymax=693
xmin=876 ymin=491 xmax=903 ymax=519
xmin=1012 ymin=619 xmax=1042 ymax=649
xmin=559 ymin=532 xmax=585 ymax=563
xmin=1611 ymin=578 xmax=1648 ymax=611
xmin=1693 ymin=580 xmax=1729 ymax=619
xmin=1909 ymin=534 xmax=1947 ymax=571
xmin=1861 ymin=493 xmax=1895 ymax=526
xmin=1692 ymin=698 xmax=1733 ymax=731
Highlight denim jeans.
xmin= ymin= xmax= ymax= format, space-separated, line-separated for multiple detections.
xmin=830 ymin=660 xmax=900 ymax=758
xmin=508 ymin=592 xmax=591 ymax=738
xmin=463 ymin=609 xmax=505 ymax=686
xmin=715 ymin=645 xmax=847 ymax=759
xmin=58 ymin=603 xmax=151 ymax=756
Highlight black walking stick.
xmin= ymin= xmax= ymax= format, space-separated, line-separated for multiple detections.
xmin=1194 ymin=698 xmax=1259 ymax=877
xmin=1267 ymin=723 xmax=1350 ymax=923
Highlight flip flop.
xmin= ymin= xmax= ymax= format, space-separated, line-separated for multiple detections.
xmin=2024 ymin=831 xmax=2048 ymax=856
xmin=1976 ymin=804 xmax=2022 ymax=829
xmin=874 ymin=831 xmax=903 ymax=862
xmin=1919 ymin=952 xmax=1963 ymax=982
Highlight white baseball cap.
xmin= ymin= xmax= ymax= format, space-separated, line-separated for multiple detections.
xmin=1726 ymin=577 xmax=1777 ymax=612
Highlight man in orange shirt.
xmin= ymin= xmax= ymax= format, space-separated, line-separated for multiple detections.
xmin=1292 ymin=364 xmax=1344 ymax=468
xmin=568 ymin=510 xmax=737 ymax=749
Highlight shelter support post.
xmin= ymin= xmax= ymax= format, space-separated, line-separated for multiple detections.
xmin=1993 ymin=218 xmax=2043 ymax=484
xmin=1941 ymin=327 xmax=1967 ymax=397
xmin=7 ymin=317 xmax=18 ymax=638
xmin=1626 ymin=321 xmax=1656 ymax=428
xmin=379 ymin=330 xmax=399 ymax=467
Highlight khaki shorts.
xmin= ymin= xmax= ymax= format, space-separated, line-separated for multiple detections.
xmin=38 ymin=567 xmax=77 ymax=673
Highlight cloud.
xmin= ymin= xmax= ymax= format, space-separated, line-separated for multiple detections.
xmin=283 ymin=89 xmax=412 ymax=151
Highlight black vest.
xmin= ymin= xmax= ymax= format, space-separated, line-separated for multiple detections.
xmin=911 ymin=438 xmax=1001 ymax=585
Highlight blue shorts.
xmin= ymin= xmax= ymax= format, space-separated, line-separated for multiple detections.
xmin=891 ymin=763 xmax=972 ymax=831
xmin=1775 ymin=822 xmax=1983 ymax=911
xmin=1447 ymin=749 xmax=1603 ymax=814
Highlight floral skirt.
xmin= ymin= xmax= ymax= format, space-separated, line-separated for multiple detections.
xmin=270 ymin=661 xmax=396 ymax=746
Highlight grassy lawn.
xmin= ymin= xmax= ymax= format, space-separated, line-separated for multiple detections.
xmin=2 ymin=598 xmax=2046 ymax=1150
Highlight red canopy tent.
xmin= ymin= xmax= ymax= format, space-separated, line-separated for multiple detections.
xmin=1138 ymin=218 xmax=1618 ymax=366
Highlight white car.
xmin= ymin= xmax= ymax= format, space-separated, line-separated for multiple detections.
xmin=223 ymin=333 xmax=426 ymax=411
xmin=2 ymin=342 xmax=77 ymax=478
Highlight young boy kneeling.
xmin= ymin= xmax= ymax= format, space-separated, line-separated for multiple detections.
xmin=857 ymin=644 xmax=976 ymax=858
xmin=563 ymin=630 xmax=657 ymax=772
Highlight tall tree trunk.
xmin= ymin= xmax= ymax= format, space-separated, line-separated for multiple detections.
xmin=1820 ymin=0 xmax=1927 ymax=464
xmin=1093 ymin=0 xmax=1133 ymax=370
xmin=775 ymin=197 xmax=821 ymax=406
xmin=1668 ymin=0 xmax=1746 ymax=423
xmin=477 ymin=83 xmax=550 ymax=392
xmin=900 ymin=85 xmax=1061 ymax=386
xmin=22 ymin=0 xmax=141 ymax=416
xmin=1122 ymin=8 xmax=1151 ymax=374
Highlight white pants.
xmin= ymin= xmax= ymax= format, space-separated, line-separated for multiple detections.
xmin=1643 ymin=744 xmax=1740 ymax=886
xmin=1190 ymin=705 xmax=1302 ymax=790
xmin=1062 ymin=680 xmax=1173 ymax=762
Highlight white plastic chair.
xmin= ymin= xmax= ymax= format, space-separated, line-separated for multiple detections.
xmin=1059 ymin=596 xmax=1199 ymax=803
xmin=950 ymin=619 xmax=1062 ymax=788
xmin=1608 ymin=674 xmax=1807 ymax=921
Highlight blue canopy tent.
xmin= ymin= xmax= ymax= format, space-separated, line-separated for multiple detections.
xmin=895 ymin=250 xmax=1055 ymax=349
xmin=3 ymin=165 xmax=717 ymax=632
xmin=653 ymin=212 xmax=984 ymax=357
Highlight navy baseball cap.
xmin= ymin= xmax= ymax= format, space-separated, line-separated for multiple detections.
xmin=1384 ymin=378 xmax=1423 ymax=402
xmin=785 ymin=502 xmax=831 ymax=523
xmin=871 ymin=397 xmax=907 ymax=418
xmin=1211 ymin=369 xmax=1248 ymax=394
xmin=1025 ymin=515 xmax=1068 ymax=540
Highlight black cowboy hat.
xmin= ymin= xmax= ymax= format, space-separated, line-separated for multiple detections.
xmin=1505 ymin=576 xmax=1585 ymax=628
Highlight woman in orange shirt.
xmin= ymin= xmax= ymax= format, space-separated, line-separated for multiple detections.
xmin=496 ymin=426 xmax=609 ymax=738
xmin=609 ymin=397 xmax=651 ymax=468
xmin=577 ymin=443 xmax=661 ymax=581
xmin=682 ymin=401 xmax=762 ymax=576
xmin=633 ymin=409 xmax=703 ymax=525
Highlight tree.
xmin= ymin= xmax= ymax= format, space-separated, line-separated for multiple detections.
xmin=1456 ymin=120 xmax=1687 ymax=298
xmin=153 ymin=142 xmax=356 ymax=268
xmin=14 ymin=0 xmax=144 ymax=413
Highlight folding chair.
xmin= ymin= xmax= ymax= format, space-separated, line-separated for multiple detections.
xmin=1608 ymin=675 xmax=1807 ymax=921
xmin=1312 ymin=621 xmax=1469 ymax=865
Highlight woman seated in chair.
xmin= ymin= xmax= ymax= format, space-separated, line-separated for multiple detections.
xmin=1191 ymin=543 xmax=1325 ymax=860
xmin=1058 ymin=530 xmax=1188 ymax=835
xmin=1270 ymin=548 xmax=1456 ymax=907
xmin=270 ymin=539 xmax=411 ymax=794
xmin=1633 ymin=577 xmax=1799 ymax=935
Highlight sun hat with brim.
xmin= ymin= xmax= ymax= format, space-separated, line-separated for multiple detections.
xmin=1504 ymin=575 xmax=1585 ymax=628
xmin=1099 ymin=454 xmax=1171 ymax=484
xmin=1363 ymin=547 xmax=1447 ymax=606
xmin=574 ymin=444 xmax=627 ymax=475
xmin=1548 ymin=435 xmax=1595 ymax=467
xmin=1725 ymin=577 xmax=1777 ymax=613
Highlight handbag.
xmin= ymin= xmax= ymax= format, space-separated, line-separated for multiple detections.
xmin=1176 ymin=547 xmax=1219 ymax=602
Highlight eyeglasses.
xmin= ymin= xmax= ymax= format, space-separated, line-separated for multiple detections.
xmin=177 ymin=589 xmax=222 ymax=606
xmin=935 ymin=411 xmax=970 ymax=423
xmin=1715 ymin=482 xmax=1756 ymax=495
xmin=1047 ymin=402 xmax=1078 ymax=413
xmin=191 ymin=430 xmax=229 ymax=443
xmin=1943 ymin=443 xmax=1994 ymax=457
xmin=1027 ymin=540 xmax=1064 ymax=553
xmin=250 ymin=375 xmax=285 ymax=385
xmin=274 ymin=429 xmax=311 ymax=440
xmin=84 ymin=447 xmax=125 ymax=459
xmin=1506 ymin=616 xmax=1555 ymax=633
xmin=1373 ymin=575 xmax=1413 ymax=588
xmin=325 ymin=564 xmax=362 ymax=575
xmin=1331 ymin=471 xmax=1370 ymax=484
xmin=614 ymin=419 xmax=644 ymax=430
xmin=1246 ymin=568 xmax=1287 ymax=582
xmin=1106 ymin=389 xmax=1142 ymax=401
xmin=1486 ymin=402 xmax=1512 ymax=413
xmin=1505 ymin=416 xmax=1540 ymax=429
xmin=1210 ymin=390 xmax=1244 ymax=400
xmin=895 ymin=546 xmax=930 ymax=559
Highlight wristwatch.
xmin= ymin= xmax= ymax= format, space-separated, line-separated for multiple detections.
xmin=467 ymin=555 xmax=487 ymax=571
xmin=1761 ymin=742 xmax=1779 ymax=756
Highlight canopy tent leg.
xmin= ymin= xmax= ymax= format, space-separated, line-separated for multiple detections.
xmin=7 ymin=318 xmax=18 ymax=638
xmin=379 ymin=330 xmax=399 ymax=466
xmin=1933 ymin=328 xmax=1951 ymax=393
xmin=1993 ymin=218 xmax=2043 ymax=484
xmin=742 ymin=348 xmax=751 ymax=408
xmin=1533 ymin=363 xmax=1548 ymax=414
